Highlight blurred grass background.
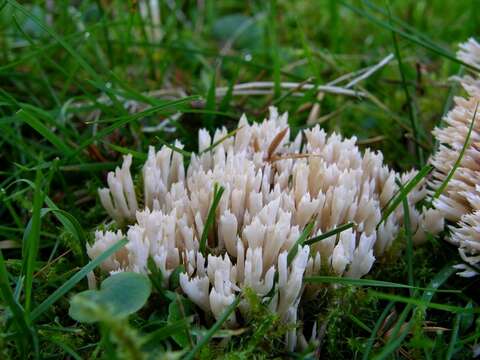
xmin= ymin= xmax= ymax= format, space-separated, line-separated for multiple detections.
xmin=0 ymin=0 xmax=479 ymax=359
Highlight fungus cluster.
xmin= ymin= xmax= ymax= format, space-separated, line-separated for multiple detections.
xmin=88 ymin=107 xmax=439 ymax=348
xmin=428 ymin=38 xmax=480 ymax=277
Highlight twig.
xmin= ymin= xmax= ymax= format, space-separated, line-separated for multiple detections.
xmin=345 ymin=54 xmax=394 ymax=88
xmin=215 ymin=82 xmax=366 ymax=97
xmin=308 ymin=53 xmax=394 ymax=123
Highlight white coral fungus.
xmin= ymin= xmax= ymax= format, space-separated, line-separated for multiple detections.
xmin=428 ymin=38 xmax=480 ymax=277
xmin=89 ymin=107 xmax=430 ymax=348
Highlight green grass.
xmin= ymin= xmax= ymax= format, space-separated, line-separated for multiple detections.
xmin=1 ymin=0 xmax=479 ymax=359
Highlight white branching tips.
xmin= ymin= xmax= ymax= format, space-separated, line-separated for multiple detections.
xmin=87 ymin=230 xmax=128 ymax=272
xmin=427 ymin=39 xmax=480 ymax=276
xmin=90 ymin=106 xmax=429 ymax=348
xmin=98 ymin=154 xmax=138 ymax=225
xmin=458 ymin=38 xmax=480 ymax=70
xmin=143 ymin=143 xmax=185 ymax=210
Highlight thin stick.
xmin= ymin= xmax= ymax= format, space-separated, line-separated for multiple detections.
xmin=345 ymin=54 xmax=394 ymax=88
xmin=215 ymin=82 xmax=365 ymax=97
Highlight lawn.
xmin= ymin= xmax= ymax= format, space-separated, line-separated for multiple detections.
xmin=0 ymin=0 xmax=479 ymax=359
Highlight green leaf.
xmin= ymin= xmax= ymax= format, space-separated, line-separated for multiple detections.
xmin=168 ymin=295 xmax=194 ymax=347
xmin=99 ymin=272 xmax=151 ymax=316
xmin=69 ymin=272 xmax=151 ymax=323
xmin=212 ymin=14 xmax=263 ymax=50
xmin=142 ymin=318 xmax=192 ymax=348
xmin=169 ymin=264 xmax=185 ymax=291
xmin=68 ymin=290 xmax=103 ymax=324
xmin=147 ymin=257 xmax=164 ymax=295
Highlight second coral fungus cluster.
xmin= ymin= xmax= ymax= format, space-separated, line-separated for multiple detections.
xmin=428 ymin=38 xmax=480 ymax=277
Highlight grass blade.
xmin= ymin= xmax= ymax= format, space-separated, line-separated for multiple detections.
xmin=156 ymin=137 xmax=192 ymax=158
xmin=400 ymin=181 xmax=414 ymax=294
xmin=348 ymin=313 xmax=372 ymax=333
xmin=361 ymin=0 xmax=440 ymax=46
xmin=361 ymin=301 xmax=395 ymax=360
xmin=268 ymin=0 xmax=281 ymax=98
xmin=371 ymin=265 xmax=458 ymax=357
xmin=11 ymin=15 xmax=60 ymax=107
xmin=49 ymin=338 xmax=83 ymax=360
xmin=23 ymin=168 xmax=44 ymax=316
xmin=421 ymin=265 xmax=456 ymax=304
xmin=199 ymin=183 xmax=225 ymax=256
xmin=10 ymin=178 xmax=88 ymax=262
xmin=388 ymin=6 xmax=424 ymax=165
xmin=446 ymin=312 xmax=462 ymax=360
xmin=17 ymin=109 xmax=72 ymax=157
xmin=287 ymin=222 xmax=314 ymax=265
xmin=219 ymin=70 xmax=237 ymax=113
xmin=103 ymin=142 xmax=147 ymax=161
xmin=432 ymin=102 xmax=478 ymax=200
xmin=60 ymin=162 xmax=117 ymax=172
xmin=377 ymin=164 xmax=433 ymax=228
xmin=304 ymin=222 xmax=354 ymax=246
xmin=339 ymin=0 xmax=480 ymax=72
xmin=200 ymin=126 xmax=244 ymax=154
xmin=372 ymin=304 xmax=415 ymax=360
xmin=30 ymin=238 xmax=128 ymax=321
xmin=369 ymin=291 xmax=478 ymax=314
xmin=304 ymin=276 xmax=459 ymax=293
xmin=71 ymin=96 xmax=198 ymax=159
xmin=0 ymin=250 xmax=31 ymax=345
xmin=142 ymin=318 xmax=192 ymax=347
xmin=6 ymin=0 xmax=123 ymax=108
xmin=184 ymin=296 xmax=241 ymax=360
xmin=205 ymin=71 xmax=217 ymax=129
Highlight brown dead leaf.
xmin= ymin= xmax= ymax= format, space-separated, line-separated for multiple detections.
xmin=267 ymin=127 xmax=289 ymax=160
